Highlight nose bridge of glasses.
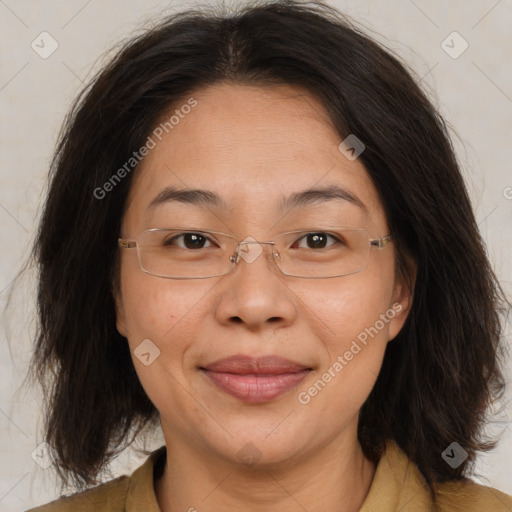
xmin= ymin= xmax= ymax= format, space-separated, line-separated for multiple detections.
xmin=232 ymin=238 xmax=279 ymax=266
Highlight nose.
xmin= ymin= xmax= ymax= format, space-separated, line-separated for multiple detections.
xmin=215 ymin=240 xmax=297 ymax=330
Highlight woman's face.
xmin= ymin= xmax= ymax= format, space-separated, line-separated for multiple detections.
xmin=115 ymin=82 xmax=412 ymax=466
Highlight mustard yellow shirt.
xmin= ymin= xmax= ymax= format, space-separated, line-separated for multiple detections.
xmin=27 ymin=441 xmax=512 ymax=511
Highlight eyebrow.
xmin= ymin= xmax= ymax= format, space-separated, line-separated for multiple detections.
xmin=281 ymin=185 xmax=366 ymax=212
xmin=147 ymin=184 xmax=366 ymax=212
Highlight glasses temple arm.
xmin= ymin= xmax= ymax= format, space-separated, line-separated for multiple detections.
xmin=370 ymin=235 xmax=393 ymax=249
xmin=118 ymin=239 xmax=137 ymax=249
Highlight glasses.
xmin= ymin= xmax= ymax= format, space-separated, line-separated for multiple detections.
xmin=118 ymin=227 xmax=392 ymax=279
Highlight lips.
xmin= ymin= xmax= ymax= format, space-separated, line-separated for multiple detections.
xmin=203 ymin=355 xmax=310 ymax=374
xmin=201 ymin=355 xmax=312 ymax=403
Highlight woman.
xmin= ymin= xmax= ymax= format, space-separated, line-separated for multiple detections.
xmin=26 ymin=1 xmax=511 ymax=510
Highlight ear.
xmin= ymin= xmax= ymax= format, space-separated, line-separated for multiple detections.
xmin=387 ymin=268 xmax=415 ymax=342
xmin=112 ymin=279 xmax=128 ymax=338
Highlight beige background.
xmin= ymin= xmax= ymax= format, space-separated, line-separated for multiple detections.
xmin=1 ymin=0 xmax=511 ymax=509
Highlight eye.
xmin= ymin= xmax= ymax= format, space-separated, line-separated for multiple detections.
xmin=292 ymin=232 xmax=341 ymax=250
xmin=163 ymin=232 xmax=215 ymax=250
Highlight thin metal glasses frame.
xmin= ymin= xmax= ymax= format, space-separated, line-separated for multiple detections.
xmin=118 ymin=228 xmax=393 ymax=279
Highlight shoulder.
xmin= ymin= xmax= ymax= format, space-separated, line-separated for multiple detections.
xmin=371 ymin=440 xmax=512 ymax=512
xmin=26 ymin=445 xmax=166 ymax=512
xmin=25 ymin=475 xmax=130 ymax=512
xmin=436 ymin=479 xmax=512 ymax=512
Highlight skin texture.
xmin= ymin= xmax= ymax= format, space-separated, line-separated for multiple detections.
xmin=114 ymin=83 xmax=413 ymax=512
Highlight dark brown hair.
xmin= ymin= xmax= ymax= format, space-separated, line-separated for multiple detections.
xmin=27 ymin=0 xmax=509 ymax=497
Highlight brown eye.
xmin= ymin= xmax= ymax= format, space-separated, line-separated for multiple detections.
xmin=292 ymin=232 xmax=339 ymax=250
xmin=164 ymin=232 xmax=213 ymax=250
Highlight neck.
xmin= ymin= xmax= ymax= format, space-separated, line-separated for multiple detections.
xmin=155 ymin=430 xmax=376 ymax=512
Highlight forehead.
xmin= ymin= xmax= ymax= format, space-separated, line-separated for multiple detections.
xmin=123 ymin=83 xmax=387 ymax=233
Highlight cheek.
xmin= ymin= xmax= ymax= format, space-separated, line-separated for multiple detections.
xmin=118 ymin=269 xmax=205 ymax=406
xmin=307 ymin=269 xmax=395 ymax=351
xmin=119 ymin=261 xmax=204 ymax=352
xmin=294 ymin=266 xmax=396 ymax=414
